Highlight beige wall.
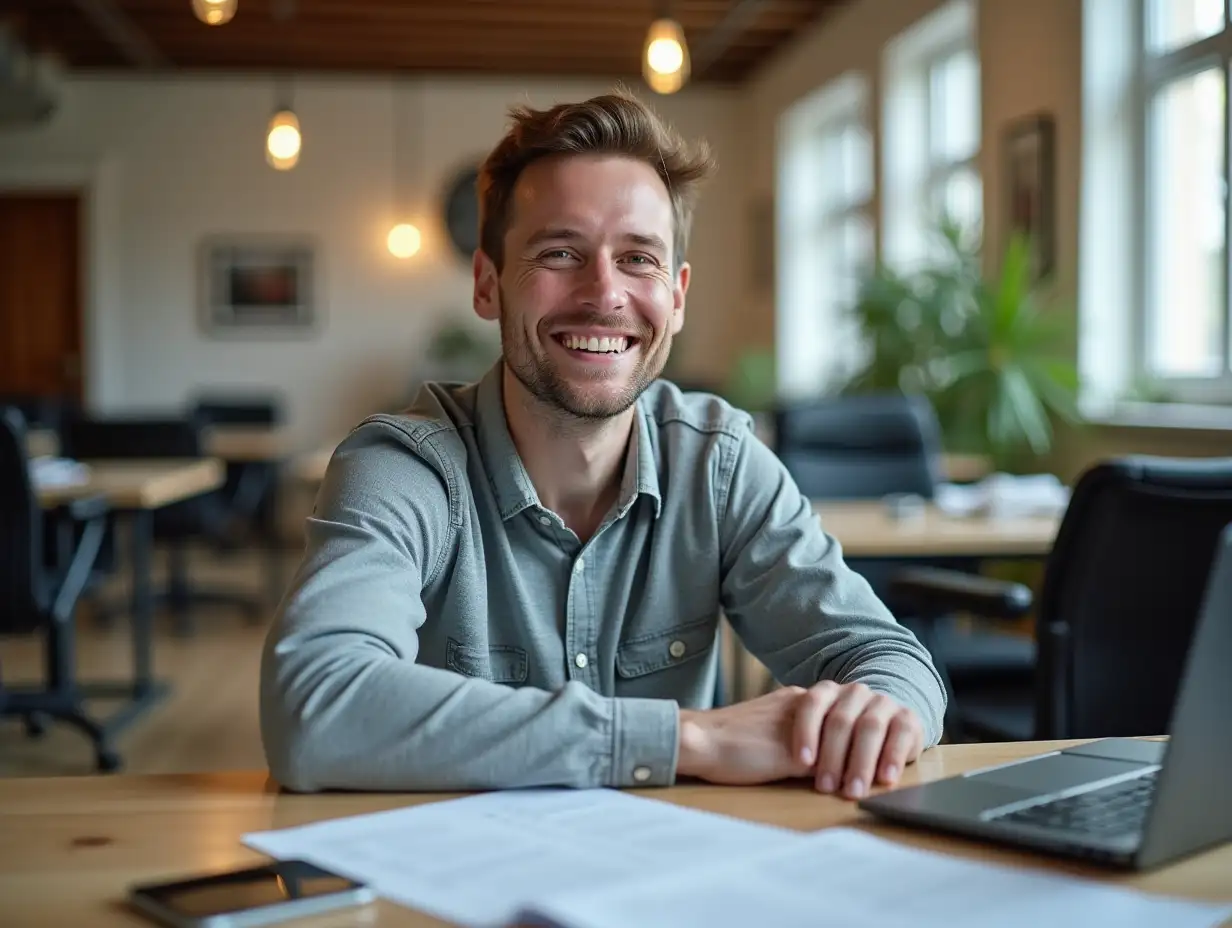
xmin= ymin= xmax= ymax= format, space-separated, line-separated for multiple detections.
xmin=0 ymin=75 xmax=746 ymax=451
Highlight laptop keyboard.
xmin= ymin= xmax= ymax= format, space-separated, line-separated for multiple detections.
xmin=991 ymin=770 xmax=1159 ymax=836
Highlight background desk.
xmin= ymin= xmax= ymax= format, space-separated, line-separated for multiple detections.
xmin=0 ymin=740 xmax=1226 ymax=927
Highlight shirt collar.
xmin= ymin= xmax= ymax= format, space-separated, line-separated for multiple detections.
xmin=473 ymin=360 xmax=663 ymax=522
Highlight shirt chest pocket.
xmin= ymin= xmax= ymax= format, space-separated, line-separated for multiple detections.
xmin=446 ymin=638 xmax=529 ymax=684
xmin=615 ymin=617 xmax=716 ymax=678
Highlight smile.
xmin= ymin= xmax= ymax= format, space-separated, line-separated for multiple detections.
xmin=553 ymin=333 xmax=635 ymax=355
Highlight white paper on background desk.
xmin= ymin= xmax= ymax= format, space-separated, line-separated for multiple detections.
xmin=242 ymin=787 xmax=804 ymax=928
xmin=518 ymin=827 xmax=1232 ymax=928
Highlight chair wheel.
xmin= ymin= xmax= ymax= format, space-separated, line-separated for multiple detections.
xmin=24 ymin=713 xmax=49 ymax=738
xmin=96 ymin=749 xmax=123 ymax=774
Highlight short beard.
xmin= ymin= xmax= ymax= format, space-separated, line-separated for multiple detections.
xmin=498 ymin=286 xmax=670 ymax=421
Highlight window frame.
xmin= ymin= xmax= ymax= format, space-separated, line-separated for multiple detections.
xmin=1132 ymin=0 xmax=1232 ymax=402
xmin=922 ymin=39 xmax=982 ymax=234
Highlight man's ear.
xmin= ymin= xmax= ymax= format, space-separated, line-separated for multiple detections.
xmin=473 ymin=250 xmax=501 ymax=321
xmin=669 ymin=262 xmax=690 ymax=336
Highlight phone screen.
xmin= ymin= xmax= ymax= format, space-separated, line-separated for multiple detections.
xmin=138 ymin=860 xmax=363 ymax=918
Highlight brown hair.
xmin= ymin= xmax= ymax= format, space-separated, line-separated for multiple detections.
xmin=477 ymin=90 xmax=716 ymax=271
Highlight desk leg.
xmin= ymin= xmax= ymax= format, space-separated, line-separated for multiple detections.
xmin=129 ymin=508 xmax=155 ymax=693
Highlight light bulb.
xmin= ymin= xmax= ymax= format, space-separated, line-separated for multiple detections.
xmin=266 ymin=109 xmax=301 ymax=170
xmin=643 ymin=17 xmax=689 ymax=95
xmin=192 ymin=0 xmax=237 ymax=26
xmin=387 ymin=223 xmax=422 ymax=258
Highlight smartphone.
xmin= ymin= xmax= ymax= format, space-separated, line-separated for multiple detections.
xmin=127 ymin=859 xmax=375 ymax=928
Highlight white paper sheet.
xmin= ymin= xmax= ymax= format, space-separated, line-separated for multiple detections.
xmin=242 ymin=788 xmax=804 ymax=928
xmin=519 ymin=827 xmax=1232 ymax=928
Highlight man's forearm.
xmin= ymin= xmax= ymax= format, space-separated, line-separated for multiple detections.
xmin=260 ymin=640 xmax=680 ymax=792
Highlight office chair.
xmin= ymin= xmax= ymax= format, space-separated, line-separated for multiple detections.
xmin=62 ymin=415 xmax=263 ymax=633
xmin=0 ymin=408 xmax=121 ymax=772
xmin=192 ymin=394 xmax=284 ymax=550
xmin=892 ymin=456 xmax=1232 ymax=741
xmin=771 ymin=392 xmax=1037 ymax=707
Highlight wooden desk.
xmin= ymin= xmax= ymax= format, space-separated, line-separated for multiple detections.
xmin=33 ymin=459 xmax=227 ymax=740
xmin=0 ymin=741 xmax=1226 ymax=926
xmin=814 ymin=499 xmax=1059 ymax=558
xmin=27 ymin=426 xmax=290 ymax=463
xmin=36 ymin=458 xmax=225 ymax=510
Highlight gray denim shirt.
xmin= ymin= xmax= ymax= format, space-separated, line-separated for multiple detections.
xmin=260 ymin=361 xmax=947 ymax=793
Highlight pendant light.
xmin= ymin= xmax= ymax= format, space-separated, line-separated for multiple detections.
xmin=387 ymin=78 xmax=423 ymax=259
xmin=266 ymin=79 xmax=301 ymax=171
xmin=191 ymin=0 xmax=237 ymax=26
xmin=643 ymin=3 xmax=689 ymax=95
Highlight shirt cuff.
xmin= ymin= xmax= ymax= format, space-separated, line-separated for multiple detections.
xmin=610 ymin=697 xmax=679 ymax=787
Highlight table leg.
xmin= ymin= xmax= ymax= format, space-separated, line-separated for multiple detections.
xmin=129 ymin=508 xmax=155 ymax=694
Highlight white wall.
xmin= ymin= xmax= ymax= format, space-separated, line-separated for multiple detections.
xmin=0 ymin=75 xmax=746 ymax=450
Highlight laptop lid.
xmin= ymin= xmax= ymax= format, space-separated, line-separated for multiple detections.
xmin=1135 ymin=523 xmax=1232 ymax=868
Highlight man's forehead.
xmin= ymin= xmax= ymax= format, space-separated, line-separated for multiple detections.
xmin=510 ymin=155 xmax=673 ymax=238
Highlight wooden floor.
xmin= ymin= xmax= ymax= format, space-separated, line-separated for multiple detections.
xmin=0 ymin=546 xmax=289 ymax=778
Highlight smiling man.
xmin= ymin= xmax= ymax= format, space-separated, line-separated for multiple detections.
xmin=260 ymin=92 xmax=947 ymax=799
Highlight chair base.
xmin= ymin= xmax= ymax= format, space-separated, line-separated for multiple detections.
xmin=3 ymin=679 xmax=171 ymax=773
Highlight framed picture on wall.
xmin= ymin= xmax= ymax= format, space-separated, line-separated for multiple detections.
xmin=199 ymin=235 xmax=320 ymax=336
xmin=1004 ymin=112 xmax=1055 ymax=280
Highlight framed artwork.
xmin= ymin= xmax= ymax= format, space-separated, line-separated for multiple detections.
xmin=199 ymin=235 xmax=319 ymax=336
xmin=1004 ymin=113 xmax=1055 ymax=279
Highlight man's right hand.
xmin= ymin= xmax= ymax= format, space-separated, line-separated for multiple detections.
xmin=676 ymin=682 xmax=922 ymax=795
xmin=677 ymin=686 xmax=814 ymax=786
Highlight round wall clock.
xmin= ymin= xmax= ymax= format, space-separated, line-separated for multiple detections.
xmin=443 ymin=164 xmax=481 ymax=261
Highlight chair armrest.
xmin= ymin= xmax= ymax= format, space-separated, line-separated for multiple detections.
xmin=888 ymin=566 xmax=1034 ymax=621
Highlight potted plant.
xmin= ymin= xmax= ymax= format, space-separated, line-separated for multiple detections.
xmin=843 ymin=221 xmax=1081 ymax=472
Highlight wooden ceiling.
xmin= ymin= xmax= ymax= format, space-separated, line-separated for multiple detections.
xmin=4 ymin=0 xmax=847 ymax=84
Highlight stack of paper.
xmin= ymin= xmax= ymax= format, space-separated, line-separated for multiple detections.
xmin=241 ymin=789 xmax=1232 ymax=928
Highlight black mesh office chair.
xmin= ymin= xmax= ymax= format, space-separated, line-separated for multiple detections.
xmin=62 ymin=415 xmax=262 ymax=633
xmin=771 ymin=392 xmax=1036 ymax=717
xmin=192 ymin=394 xmax=284 ymax=549
xmin=892 ymin=456 xmax=1232 ymax=741
xmin=0 ymin=408 xmax=121 ymax=771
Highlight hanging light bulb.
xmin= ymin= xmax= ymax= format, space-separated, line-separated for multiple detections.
xmin=266 ymin=108 xmax=301 ymax=170
xmin=643 ymin=16 xmax=689 ymax=95
xmin=192 ymin=0 xmax=237 ymax=26
xmin=387 ymin=222 xmax=422 ymax=259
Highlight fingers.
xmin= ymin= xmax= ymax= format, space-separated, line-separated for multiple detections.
xmin=876 ymin=708 xmax=923 ymax=786
xmin=835 ymin=692 xmax=901 ymax=799
xmin=813 ymin=683 xmax=875 ymax=795
xmin=791 ymin=681 xmax=841 ymax=768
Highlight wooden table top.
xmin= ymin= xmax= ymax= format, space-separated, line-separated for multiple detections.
xmin=27 ymin=426 xmax=291 ymax=463
xmin=0 ymin=741 xmax=1226 ymax=927
xmin=36 ymin=458 xmax=225 ymax=510
xmin=814 ymin=499 xmax=1059 ymax=558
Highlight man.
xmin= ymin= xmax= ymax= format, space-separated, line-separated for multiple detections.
xmin=260 ymin=91 xmax=947 ymax=799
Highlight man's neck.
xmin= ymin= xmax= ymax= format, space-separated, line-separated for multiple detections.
xmin=501 ymin=365 xmax=633 ymax=542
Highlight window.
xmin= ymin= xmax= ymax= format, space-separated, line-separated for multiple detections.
xmin=883 ymin=0 xmax=981 ymax=269
xmin=776 ymin=74 xmax=873 ymax=399
xmin=1139 ymin=0 xmax=1231 ymax=398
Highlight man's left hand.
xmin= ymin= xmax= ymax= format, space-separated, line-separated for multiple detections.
xmin=790 ymin=681 xmax=925 ymax=799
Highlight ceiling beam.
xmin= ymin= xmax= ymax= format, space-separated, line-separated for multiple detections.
xmin=691 ymin=0 xmax=770 ymax=78
xmin=70 ymin=0 xmax=168 ymax=69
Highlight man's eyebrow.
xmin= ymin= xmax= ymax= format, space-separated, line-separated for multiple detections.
xmin=624 ymin=232 xmax=668 ymax=253
xmin=525 ymin=228 xmax=584 ymax=248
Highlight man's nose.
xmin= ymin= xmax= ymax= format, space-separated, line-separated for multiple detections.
xmin=576 ymin=256 xmax=625 ymax=311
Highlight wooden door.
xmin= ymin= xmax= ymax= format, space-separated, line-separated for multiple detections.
xmin=0 ymin=193 xmax=83 ymax=400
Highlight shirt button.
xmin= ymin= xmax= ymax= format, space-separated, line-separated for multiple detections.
xmin=669 ymin=640 xmax=687 ymax=659
xmin=538 ymin=515 xmax=551 ymax=526
xmin=632 ymin=766 xmax=652 ymax=783
xmin=574 ymin=652 xmax=589 ymax=669
xmin=574 ymin=558 xmax=585 ymax=573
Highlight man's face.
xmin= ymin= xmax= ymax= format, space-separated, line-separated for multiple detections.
xmin=473 ymin=153 xmax=689 ymax=420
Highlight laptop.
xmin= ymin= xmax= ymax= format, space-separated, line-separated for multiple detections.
xmin=858 ymin=523 xmax=1232 ymax=871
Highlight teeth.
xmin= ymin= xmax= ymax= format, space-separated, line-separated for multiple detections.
xmin=561 ymin=334 xmax=629 ymax=353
